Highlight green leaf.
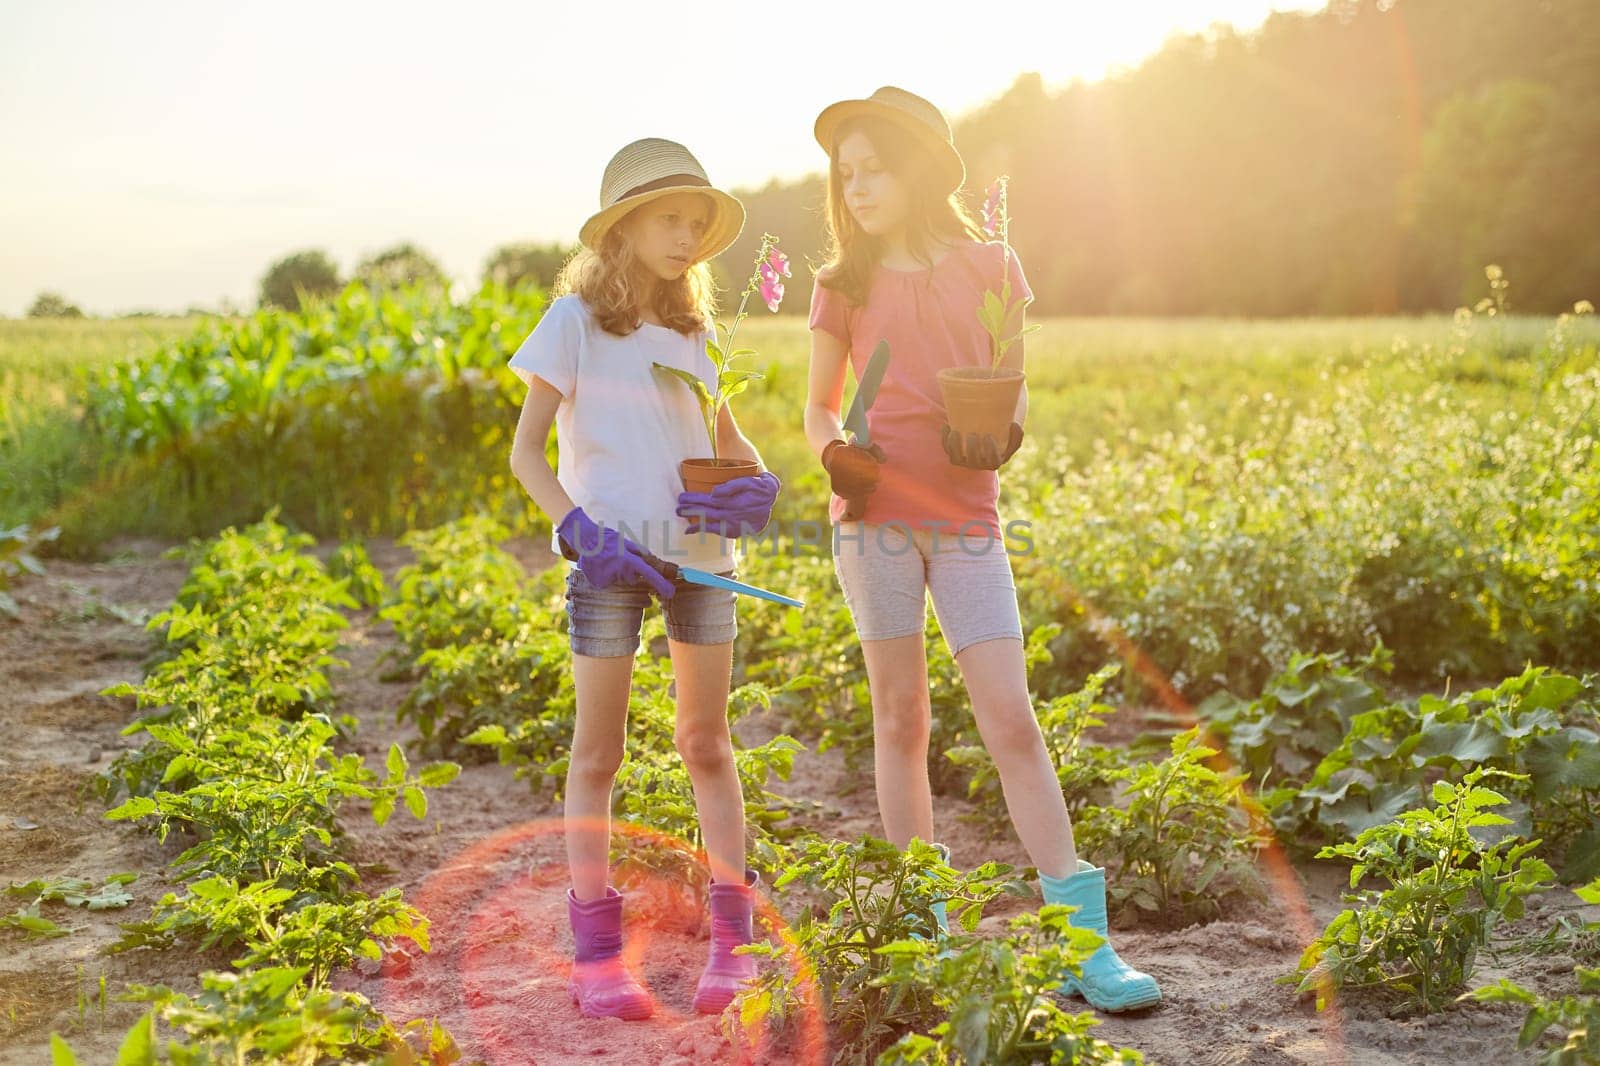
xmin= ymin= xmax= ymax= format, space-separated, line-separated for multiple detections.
xmin=187 ymin=877 xmax=235 ymax=901
xmin=417 ymin=761 xmax=461 ymax=788
xmin=113 ymin=1010 xmax=156 ymax=1066
xmin=1414 ymin=719 xmax=1507 ymax=765
xmin=160 ymin=755 xmax=191 ymax=784
xmin=9 ymin=912 xmax=70 ymax=937
xmin=1523 ymin=728 xmax=1600 ymax=800
xmin=105 ymin=797 xmax=158 ymax=822
xmin=50 ymin=1033 xmax=79 ymax=1066
xmin=464 ymin=725 xmax=509 ymax=745
xmin=386 ymin=743 xmax=407 ymax=782
xmin=403 ymin=786 xmax=427 ymax=820
xmin=653 ymin=363 xmax=713 ymax=414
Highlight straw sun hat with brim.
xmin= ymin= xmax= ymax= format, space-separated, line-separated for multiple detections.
xmin=813 ymin=86 xmax=966 ymax=195
xmin=578 ymin=138 xmax=745 ymax=263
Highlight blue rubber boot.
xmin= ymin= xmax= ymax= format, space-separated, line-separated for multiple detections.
xmin=1037 ymin=859 xmax=1161 ymax=1012
xmin=907 ymin=842 xmax=954 ymax=958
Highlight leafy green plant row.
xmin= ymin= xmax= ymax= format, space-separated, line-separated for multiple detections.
xmin=729 ymin=836 xmax=1142 ymax=1065
xmin=60 ymin=515 xmax=462 ymax=1063
xmin=1292 ymin=767 xmax=1555 ymax=1014
xmin=1275 ymin=725 xmax=1595 ymax=1060
xmin=1013 ymin=301 xmax=1599 ymax=698
xmin=376 ymin=516 xmax=821 ymax=886
xmin=1203 ymin=648 xmax=1600 ymax=879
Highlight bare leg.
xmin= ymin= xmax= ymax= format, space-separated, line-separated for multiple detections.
xmin=954 ymin=636 xmax=1077 ymax=880
xmin=860 ymin=632 xmax=937 ymax=848
xmin=668 ymin=638 xmax=744 ymax=886
xmin=566 ymin=651 xmax=635 ymax=902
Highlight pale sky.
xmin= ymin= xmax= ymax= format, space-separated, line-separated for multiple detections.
xmin=1 ymin=0 xmax=1320 ymax=315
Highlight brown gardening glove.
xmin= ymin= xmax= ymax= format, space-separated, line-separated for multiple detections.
xmin=821 ymin=437 xmax=887 ymax=498
xmin=941 ymin=422 xmax=1024 ymax=470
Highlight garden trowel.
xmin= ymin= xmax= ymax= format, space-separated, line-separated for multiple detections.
xmin=641 ymin=552 xmax=805 ymax=609
xmin=838 ymin=340 xmax=891 ymax=521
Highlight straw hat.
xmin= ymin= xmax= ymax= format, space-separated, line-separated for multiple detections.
xmin=578 ymin=138 xmax=745 ymax=262
xmin=813 ymin=86 xmax=966 ymax=194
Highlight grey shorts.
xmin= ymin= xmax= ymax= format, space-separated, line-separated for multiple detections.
xmin=563 ymin=565 xmax=737 ymax=658
xmin=831 ymin=521 xmax=1023 ymax=656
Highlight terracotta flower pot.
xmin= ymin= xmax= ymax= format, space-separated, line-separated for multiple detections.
xmin=679 ymin=457 xmax=759 ymax=495
xmin=937 ymin=366 xmax=1026 ymax=442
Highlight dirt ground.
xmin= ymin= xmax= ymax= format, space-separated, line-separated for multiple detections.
xmin=1 ymin=537 xmax=1591 ymax=1065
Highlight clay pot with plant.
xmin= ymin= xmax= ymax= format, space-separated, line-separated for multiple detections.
xmin=936 ymin=176 xmax=1038 ymax=448
xmin=655 ymin=233 xmax=787 ymax=494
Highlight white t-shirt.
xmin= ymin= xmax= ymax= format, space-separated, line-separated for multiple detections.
xmin=507 ymin=294 xmax=736 ymax=573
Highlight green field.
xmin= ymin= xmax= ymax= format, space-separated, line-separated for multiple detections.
xmin=5 ymin=300 xmax=1598 ymax=693
xmin=3 ymin=293 xmax=1598 ymax=1064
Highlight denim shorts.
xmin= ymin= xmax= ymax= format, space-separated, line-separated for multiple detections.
xmin=563 ymin=564 xmax=738 ymax=657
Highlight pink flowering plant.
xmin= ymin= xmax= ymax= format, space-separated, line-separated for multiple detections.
xmin=654 ymin=232 xmax=788 ymax=456
xmin=977 ymin=177 xmax=1038 ymax=372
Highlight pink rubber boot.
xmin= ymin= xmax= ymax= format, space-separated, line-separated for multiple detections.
xmin=692 ymin=868 xmax=760 ymax=1014
xmin=567 ymin=886 xmax=653 ymax=1019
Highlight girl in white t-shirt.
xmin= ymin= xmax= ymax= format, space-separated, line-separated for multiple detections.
xmin=507 ymin=138 xmax=781 ymax=1020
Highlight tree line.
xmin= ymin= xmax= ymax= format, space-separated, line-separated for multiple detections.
xmin=23 ymin=0 xmax=1596 ymax=320
xmin=722 ymin=0 xmax=1600 ymax=316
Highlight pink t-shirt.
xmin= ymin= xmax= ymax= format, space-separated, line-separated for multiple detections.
xmin=808 ymin=239 xmax=1034 ymax=536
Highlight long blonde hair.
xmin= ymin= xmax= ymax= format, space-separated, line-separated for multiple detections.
xmin=554 ymin=208 xmax=717 ymax=336
xmin=818 ymin=115 xmax=985 ymax=307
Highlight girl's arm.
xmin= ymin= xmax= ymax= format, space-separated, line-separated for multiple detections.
xmin=509 ymin=378 xmax=576 ymax=522
xmin=714 ymin=403 xmax=765 ymax=469
xmin=804 ymin=327 xmax=850 ymax=460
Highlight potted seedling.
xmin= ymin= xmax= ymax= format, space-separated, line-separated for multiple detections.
xmin=654 ymin=232 xmax=788 ymax=495
xmin=936 ymin=177 xmax=1038 ymax=442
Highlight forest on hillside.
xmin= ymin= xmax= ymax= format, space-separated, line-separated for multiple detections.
xmin=723 ymin=0 xmax=1600 ymax=316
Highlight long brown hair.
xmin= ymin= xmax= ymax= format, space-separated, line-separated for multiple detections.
xmin=817 ymin=115 xmax=985 ymax=307
xmin=553 ymin=206 xmax=718 ymax=337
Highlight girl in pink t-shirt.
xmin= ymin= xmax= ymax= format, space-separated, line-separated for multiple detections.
xmin=803 ymin=87 xmax=1160 ymax=1013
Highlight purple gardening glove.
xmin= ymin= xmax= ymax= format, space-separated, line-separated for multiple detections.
xmin=556 ymin=506 xmax=676 ymax=599
xmin=675 ymin=471 xmax=781 ymax=538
